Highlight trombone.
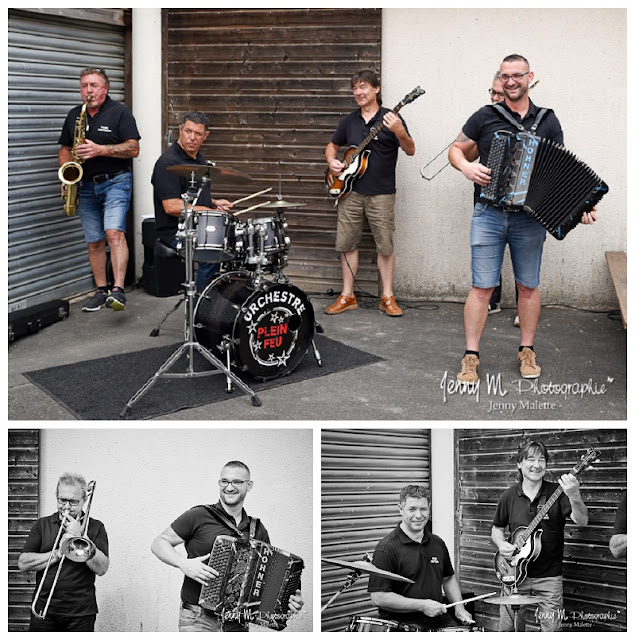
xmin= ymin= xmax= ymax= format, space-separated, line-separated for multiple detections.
xmin=31 ymin=480 xmax=97 ymax=620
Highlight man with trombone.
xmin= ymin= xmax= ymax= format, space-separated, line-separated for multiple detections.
xmin=18 ymin=473 xmax=108 ymax=632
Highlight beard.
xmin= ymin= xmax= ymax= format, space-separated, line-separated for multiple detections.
xmin=504 ymin=83 xmax=529 ymax=103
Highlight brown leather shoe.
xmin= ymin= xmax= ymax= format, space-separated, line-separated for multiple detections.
xmin=379 ymin=296 xmax=403 ymax=317
xmin=325 ymin=294 xmax=358 ymax=315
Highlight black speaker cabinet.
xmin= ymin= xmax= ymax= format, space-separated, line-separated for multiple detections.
xmin=141 ymin=218 xmax=185 ymax=297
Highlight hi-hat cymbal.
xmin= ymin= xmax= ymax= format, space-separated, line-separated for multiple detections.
xmin=321 ymin=557 xmax=414 ymax=583
xmin=257 ymin=199 xmax=306 ymax=209
xmin=485 ymin=594 xmax=544 ymax=606
xmin=167 ymin=164 xmax=251 ymax=183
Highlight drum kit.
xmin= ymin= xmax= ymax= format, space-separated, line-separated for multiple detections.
xmin=322 ymin=555 xmax=541 ymax=633
xmin=120 ymin=163 xmax=321 ymax=417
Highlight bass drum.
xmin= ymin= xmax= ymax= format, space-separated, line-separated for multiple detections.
xmin=194 ymin=271 xmax=315 ymax=381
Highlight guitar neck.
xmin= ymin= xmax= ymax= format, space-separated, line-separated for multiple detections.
xmin=515 ymin=486 xmax=564 ymax=547
xmin=348 ymin=103 xmax=405 ymax=163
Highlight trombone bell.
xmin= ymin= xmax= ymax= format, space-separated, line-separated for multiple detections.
xmin=61 ymin=535 xmax=96 ymax=562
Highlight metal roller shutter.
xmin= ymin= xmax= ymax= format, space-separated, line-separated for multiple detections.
xmin=321 ymin=428 xmax=431 ymax=631
xmin=456 ymin=428 xmax=627 ymax=632
xmin=8 ymin=429 xmax=40 ymax=631
xmin=8 ymin=9 xmax=126 ymax=309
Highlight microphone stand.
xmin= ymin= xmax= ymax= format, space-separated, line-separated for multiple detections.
xmin=121 ymin=173 xmax=262 ymax=417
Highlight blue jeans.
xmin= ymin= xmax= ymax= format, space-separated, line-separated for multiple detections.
xmin=77 ymin=172 xmax=132 ymax=243
xmin=178 ymin=602 xmax=248 ymax=632
xmin=470 ymin=202 xmax=546 ymax=289
xmin=498 ymin=575 xmax=564 ymax=632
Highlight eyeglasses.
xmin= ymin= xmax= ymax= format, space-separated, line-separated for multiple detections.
xmin=219 ymin=479 xmax=246 ymax=488
xmin=499 ymin=71 xmax=530 ymax=82
xmin=489 ymin=89 xmax=505 ymax=98
xmin=57 ymin=498 xmax=81 ymax=506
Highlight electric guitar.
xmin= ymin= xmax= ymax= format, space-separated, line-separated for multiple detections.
xmin=324 ymin=86 xmax=425 ymax=200
xmin=493 ymin=448 xmax=598 ymax=589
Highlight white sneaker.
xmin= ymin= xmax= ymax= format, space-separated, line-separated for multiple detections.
xmin=514 ymin=315 xmax=520 ymax=327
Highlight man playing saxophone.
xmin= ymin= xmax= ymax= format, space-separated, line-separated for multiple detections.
xmin=58 ymin=67 xmax=140 ymax=312
xmin=18 ymin=473 xmax=109 ymax=632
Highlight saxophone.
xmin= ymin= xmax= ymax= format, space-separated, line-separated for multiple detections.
xmin=59 ymin=95 xmax=92 ymax=216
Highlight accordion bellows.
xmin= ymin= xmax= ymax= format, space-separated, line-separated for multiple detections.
xmin=199 ymin=535 xmax=304 ymax=630
xmin=481 ymin=131 xmax=609 ymax=240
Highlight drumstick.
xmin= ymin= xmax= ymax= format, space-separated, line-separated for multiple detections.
xmin=234 ymin=201 xmax=272 ymax=215
xmin=230 ymin=188 xmax=272 ymax=206
xmin=445 ymin=592 xmax=497 ymax=609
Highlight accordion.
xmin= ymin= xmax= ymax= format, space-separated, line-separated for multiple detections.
xmin=481 ymin=131 xmax=608 ymax=240
xmin=198 ymin=535 xmax=304 ymax=630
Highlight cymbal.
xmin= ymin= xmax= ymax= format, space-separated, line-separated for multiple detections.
xmin=167 ymin=164 xmax=251 ymax=183
xmin=485 ymin=594 xmax=544 ymax=606
xmin=257 ymin=199 xmax=306 ymax=209
xmin=321 ymin=557 xmax=414 ymax=583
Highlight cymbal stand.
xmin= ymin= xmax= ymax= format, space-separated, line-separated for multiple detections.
xmin=320 ymin=567 xmax=363 ymax=614
xmin=506 ymin=585 xmax=522 ymax=633
xmin=121 ymin=176 xmax=262 ymax=417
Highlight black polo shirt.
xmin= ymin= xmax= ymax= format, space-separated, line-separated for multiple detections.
xmin=58 ymin=95 xmax=140 ymax=180
xmin=367 ymin=525 xmax=454 ymax=626
xmin=22 ymin=512 xmax=109 ymax=616
xmin=331 ymin=107 xmax=410 ymax=195
xmin=151 ymin=142 xmax=215 ymax=245
xmin=493 ymin=480 xmax=572 ymax=578
xmin=170 ymin=501 xmax=270 ymax=605
xmin=462 ymin=100 xmax=564 ymax=204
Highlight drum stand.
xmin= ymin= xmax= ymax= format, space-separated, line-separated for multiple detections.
xmin=121 ymin=180 xmax=262 ymax=417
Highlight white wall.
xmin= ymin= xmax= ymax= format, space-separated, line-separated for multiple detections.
xmin=382 ymin=8 xmax=626 ymax=308
xmin=430 ymin=428 xmax=456 ymax=574
xmin=39 ymin=428 xmax=313 ymax=632
xmin=132 ymin=8 xmax=163 ymax=277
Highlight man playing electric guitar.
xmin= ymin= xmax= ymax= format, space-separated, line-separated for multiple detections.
xmin=491 ymin=441 xmax=589 ymax=632
xmin=324 ymin=69 xmax=415 ymax=318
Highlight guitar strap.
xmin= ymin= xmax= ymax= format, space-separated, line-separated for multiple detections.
xmin=536 ymin=494 xmax=548 ymax=522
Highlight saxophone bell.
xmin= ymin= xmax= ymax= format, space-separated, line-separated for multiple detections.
xmin=60 ymin=95 xmax=92 ymax=217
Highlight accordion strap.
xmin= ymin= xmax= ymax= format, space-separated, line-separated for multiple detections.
xmin=197 ymin=504 xmax=260 ymax=541
xmin=491 ymin=103 xmax=550 ymax=133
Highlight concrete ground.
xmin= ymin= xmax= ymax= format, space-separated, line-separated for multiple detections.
xmin=8 ymin=285 xmax=626 ymax=421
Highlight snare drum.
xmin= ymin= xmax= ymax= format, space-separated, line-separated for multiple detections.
xmin=194 ymin=211 xmax=237 ymax=263
xmin=193 ymin=271 xmax=315 ymax=380
xmin=347 ymin=617 xmax=400 ymax=632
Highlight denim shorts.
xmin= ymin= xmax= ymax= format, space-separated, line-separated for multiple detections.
xmin=336 ymin=192 xmax=396 ymax=255
xmin=470 ymin=201 xmax=546 ymax=289
xmin=77 ymin=171 xmax=132 ymax=243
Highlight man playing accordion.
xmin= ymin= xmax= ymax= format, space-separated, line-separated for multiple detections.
xmin=448 ymin=54 xmax=598 ymax=385
xmin=151 ymin=461 xmax=304 ymax=632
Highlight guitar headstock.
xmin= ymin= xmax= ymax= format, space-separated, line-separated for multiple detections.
xmin=573 ymin=448 xmax=600 ymax=474
xmin=402 ymin=86 xmax=425 ymax=106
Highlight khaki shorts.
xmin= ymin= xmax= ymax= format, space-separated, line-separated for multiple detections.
xmin=335 ymin=192 xmax=396 ymax=255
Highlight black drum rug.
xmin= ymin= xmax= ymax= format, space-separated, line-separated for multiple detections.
xmin=23 ymin=334 xmax=383 ymax=420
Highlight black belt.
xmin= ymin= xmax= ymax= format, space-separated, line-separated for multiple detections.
xmin=90 ymin=169 xmax=129 ymax=183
